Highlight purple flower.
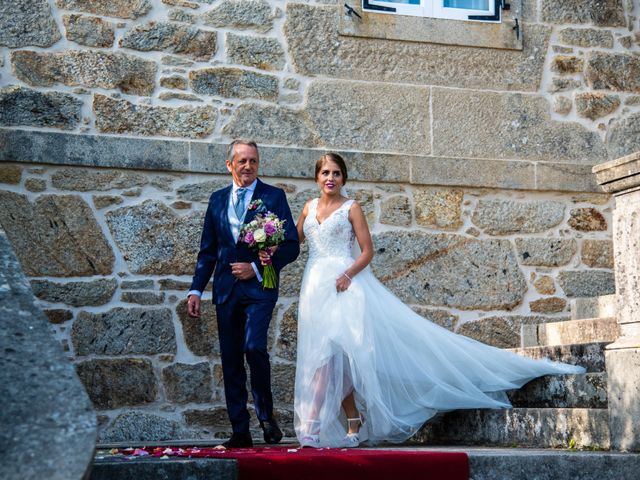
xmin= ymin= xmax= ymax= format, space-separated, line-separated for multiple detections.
xmin=244 ymin=231 xmax=254 ymax=244
xmin=264 ymin=221 xmax=276 ymax=236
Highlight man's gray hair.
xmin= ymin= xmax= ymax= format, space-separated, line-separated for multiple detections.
xmin=227 ymin=139 xmax=258 ymax=162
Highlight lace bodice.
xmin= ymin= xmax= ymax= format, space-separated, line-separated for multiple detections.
xmin=303 ymin=198 xmax=355 ymax=261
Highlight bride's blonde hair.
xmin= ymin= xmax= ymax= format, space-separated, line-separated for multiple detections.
xmin=315 ymin=152 xmax=348 ymax=185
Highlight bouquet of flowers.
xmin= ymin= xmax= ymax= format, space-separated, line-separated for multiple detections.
xmin=239 ymin=199 xmax=287 ymax=289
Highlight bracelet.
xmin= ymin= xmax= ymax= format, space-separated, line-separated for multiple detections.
xmin=342 ymin=272 xmax=352 ymax=281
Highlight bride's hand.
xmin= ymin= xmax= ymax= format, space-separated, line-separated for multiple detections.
xmin=336 ymin=273 xmax=352 ymax=293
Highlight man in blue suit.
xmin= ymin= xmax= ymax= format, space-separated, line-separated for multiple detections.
xmin=188 ymin=139 xmax=300 ymax=448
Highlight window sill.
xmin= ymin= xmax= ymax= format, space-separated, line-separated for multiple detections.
xmin=338 ymin=1 xmax=523 ymax=51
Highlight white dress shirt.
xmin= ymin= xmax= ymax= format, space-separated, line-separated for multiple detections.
xmin=189 ymin=180 xmax=262 ymax=299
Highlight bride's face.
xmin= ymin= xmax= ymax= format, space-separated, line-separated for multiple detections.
xmin=316 ymin=160 xmax=344 ymax=196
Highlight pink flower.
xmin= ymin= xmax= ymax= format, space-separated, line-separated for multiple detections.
xmin=264 ymin=221 xmax=276 ymax=236
xmin=244 ymin=231 xmax=254 ymax=244
xmin=248 ymin=199 xmax=264 ymax=211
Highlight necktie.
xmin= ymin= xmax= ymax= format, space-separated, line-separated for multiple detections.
xmin=234 ymin=188 xmax=246 ymax=219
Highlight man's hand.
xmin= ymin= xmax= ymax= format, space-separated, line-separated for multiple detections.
xmin=187 ymin=294 xmax=201 ymax=318
xmin=231 ymin=262 xmax=256 ymax=280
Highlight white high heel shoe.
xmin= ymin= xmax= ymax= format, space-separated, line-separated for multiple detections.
xmin=343 ymin=413 xmax=366 ymax=448
xmin=300 ymin=420 xmax=321 ymax=448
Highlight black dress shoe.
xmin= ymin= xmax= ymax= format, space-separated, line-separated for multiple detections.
xmin=260 ymin=418 xmax=283 ymax=444
xmin=219 ymin=432 xmax=253 ymax=449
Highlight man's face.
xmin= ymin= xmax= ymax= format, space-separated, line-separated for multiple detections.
xmin=227 ymin=144 xmax=259 ymax=187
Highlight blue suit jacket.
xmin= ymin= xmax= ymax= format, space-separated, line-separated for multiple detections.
xmin=190 ymin=179 xmax=300 ymax=304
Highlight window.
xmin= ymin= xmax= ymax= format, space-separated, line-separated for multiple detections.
xmin=363 ymin=0 xmax=504 ymax=22
xmin=340 ymin=0 xmax=522 ymax=50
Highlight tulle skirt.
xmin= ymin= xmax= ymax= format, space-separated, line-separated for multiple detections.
xmin=293 ymin=255 xmax=585 ymax=447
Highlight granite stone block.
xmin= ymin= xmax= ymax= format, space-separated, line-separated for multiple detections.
xmin=0 ymin=229 xmax=96 ymax=480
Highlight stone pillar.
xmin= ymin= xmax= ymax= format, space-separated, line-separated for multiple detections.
xmin=0 ymin=228 xmax=97 ymax=479
xmin=593 ymin=151 xmax=640 ymax=452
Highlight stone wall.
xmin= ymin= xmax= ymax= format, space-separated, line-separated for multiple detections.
xmin=0 ymin=0 xmax=635 ymax=441
xmin=1 ymin=1 xmax=638 ymax=157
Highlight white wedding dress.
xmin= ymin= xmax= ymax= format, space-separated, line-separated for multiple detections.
xmin=293 ymin=198 xmax=585 ymax=447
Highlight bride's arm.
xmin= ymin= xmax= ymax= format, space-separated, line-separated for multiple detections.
xmin=336 ymin=202 xmax=373 ymax=292
xmin=296 ymin=200 xmax=309 ymax=244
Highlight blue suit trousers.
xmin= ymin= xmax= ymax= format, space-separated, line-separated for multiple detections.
xmin=216 ymin=283 xmax=277 ymax=433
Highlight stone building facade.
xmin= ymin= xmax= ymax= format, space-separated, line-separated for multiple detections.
xmin=0 ymin=0 xmax=637 ymax=442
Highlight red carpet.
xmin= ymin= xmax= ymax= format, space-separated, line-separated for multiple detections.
xmin=117 ymin=446 xmax=469 ymax=480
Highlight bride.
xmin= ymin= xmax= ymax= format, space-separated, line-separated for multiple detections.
xmin=292 ymin=152 xmax=585 ymax=448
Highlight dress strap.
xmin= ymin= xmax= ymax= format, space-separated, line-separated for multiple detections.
xmin=310 ymin=198 xmax=319 ymax=214
xmin=339 ymin=199 xmax=355 ymax=215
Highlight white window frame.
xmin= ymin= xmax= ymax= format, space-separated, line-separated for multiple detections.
xmin=435 ymin=1 xmax=495 ymax=20
xmin=364 ymin=0 xmax=499 ymax=22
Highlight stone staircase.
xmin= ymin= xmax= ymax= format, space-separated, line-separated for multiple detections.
xmin=91 ymin=447 xmax=640 ymax=480
xmin=89 ymin=294 xmax=640 ymax=479
xmin=413 ymin=296 xmax=619 ymax=449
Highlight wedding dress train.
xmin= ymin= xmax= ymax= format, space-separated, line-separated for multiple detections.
xmin=293 ymin=198 xmax=584 ymax=447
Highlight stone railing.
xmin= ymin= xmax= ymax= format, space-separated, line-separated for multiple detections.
xmin=0 ymin=228 xmax=96 ymax=479
xmin=594 ymin=150 xmax=640 ymax=452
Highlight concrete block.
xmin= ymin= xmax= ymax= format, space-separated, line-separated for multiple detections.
xmin=507 ymin=373 xmax=607 ymax=408
xmin=606 ymin=346 xmax=640 ymax=451
xmin=571 ymin=295 xmax=617 ymax=320
xmin=507 ymin=342 xmax=608 ymax=372
xmin=468 ymin=448 xmax=640 ymax=480
xmin=416 ymin=408 xmax=610 ymax=449
xmin=91 ymin=457 xmax=237 ymax=480
xmin=539 ymin=318 xmax=619 ymax=347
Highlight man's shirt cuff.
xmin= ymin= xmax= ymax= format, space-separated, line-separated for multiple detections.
xmin=251 ymin=262 xmax=263 ymax=282
xmin=188 ymin=290 xmax=202 ymax=298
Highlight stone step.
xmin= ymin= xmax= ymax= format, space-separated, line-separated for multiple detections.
xmin=571 ymin=294 xmax=617 ymax=320
xmin=91 ymin=457 xmax=236 ymax=480
xmin=506 ymin=342 xmax=607 ymax=373
xmin=91 ymin=448 xmax=640 ymax=480
xmin=507 ymin=372 xmax=607 ymax=409
xmin=522 ymin=317 xmax=620 ymax=347
xmin=464 ymin=448 xmax=640 ymax=480
xmin=414 ymin=407 xmax=610 ymax=449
